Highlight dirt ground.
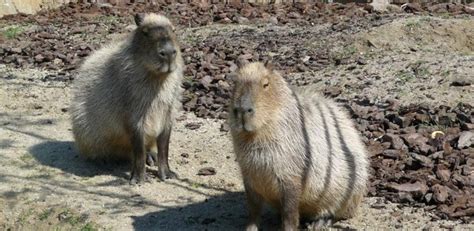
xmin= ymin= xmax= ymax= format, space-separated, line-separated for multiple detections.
xmin=0 ymin=8 xmax=473 ymax=231
xmin=0 ymin=65 xmax=472 ymax=231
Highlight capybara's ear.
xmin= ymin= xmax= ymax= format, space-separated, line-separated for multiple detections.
xmin=227 ymin=72 xmax=238 ymax=83
xmin=236 ymin=57 xmax=249 ymax=69
xmin=134 ymin=13 xmax=146 ymax=26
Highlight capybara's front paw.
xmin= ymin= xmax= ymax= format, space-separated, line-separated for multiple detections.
xmin=129 ymin=169 xmax=147 ymax=185
xmin=306 ymin=216 xmax=334 ymax=230
xmin=157 ymin=168 xmax=177 ymax=181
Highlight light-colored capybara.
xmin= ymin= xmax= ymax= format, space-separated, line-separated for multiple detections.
xmin=229 ymin=62 xmax=369 ymax=230
xmin=70 ymin=13 xmax=184 ymax=184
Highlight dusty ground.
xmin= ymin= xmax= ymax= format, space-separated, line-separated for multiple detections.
xmin=0 ymin=8 xmax=473 ymax=231
xmin=0 ymin=65 xmax=472 ymax=230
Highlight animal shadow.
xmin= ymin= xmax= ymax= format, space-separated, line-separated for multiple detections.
xmin=29 ymin=141 xmax=128 ymax=179
xmin=132 ymin=191 xmax=278 ymax=231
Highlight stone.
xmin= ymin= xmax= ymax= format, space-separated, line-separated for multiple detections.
xmin=382 ymin=133 xmax=407 ymax=151
xmin=199 ymin=75 xmax=213 ymax=90
xmin=387 ymin=181 xmax=428 ymax=198
xmin=382 ymin=149 xmax=402 ymax=159
xmin=451 ymin=79 xmax=471 ymax=87
xmin=220 ymin=123 xmax=229 ymax=132
xmin=410 ymin=152 xmax=433 ymax=168
xmin=185 ymin=122 xmax=202 ymax=130
xmin=432 ymin=184 xmax=449 ymax=203
xmin=269 ymin=16 xmax=278 ymax=24
xmin=436 ymin=165 xmax=451 ymax=182
xmin=235 ymin=16 xmax=249 ymax=24
xmin=34 ymin=54 xmax=44 ymax=63
xmin=197 ymin=167 xmax=216 ymax=176
xmin=458 ymin=131 xmax=473 ymax=149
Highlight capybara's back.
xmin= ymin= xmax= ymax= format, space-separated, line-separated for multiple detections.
xmin=71 ymin=42 xmax=132 ymax=160
xmin=296 ymin=90 xmax=368 ymax=220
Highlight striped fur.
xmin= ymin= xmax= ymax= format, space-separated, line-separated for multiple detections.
xmin=229 ymin=62 xmax=369 ymax=230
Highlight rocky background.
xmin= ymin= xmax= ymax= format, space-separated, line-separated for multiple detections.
xmin=0 ymin=1 xmax=473 ymax=228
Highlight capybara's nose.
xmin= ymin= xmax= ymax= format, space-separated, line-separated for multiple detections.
xmin=240 ymin=94 xmax=254 ymax=116
xmin=159 ymin=44 xmax=176 ymax=60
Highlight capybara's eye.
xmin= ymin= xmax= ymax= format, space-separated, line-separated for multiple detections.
xmin=263 ymin=83 xmax=269 ymax=88
xmin=233 ymin=108 xmax=239 ymax=115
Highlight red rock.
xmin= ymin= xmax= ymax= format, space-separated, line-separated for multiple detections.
xmin=197 ymin=167 xmax=216 ymax=176
xmin=436 ymin=165 xmax=451 ymax=182
xmin=367 ymin=142 xmax=385 ymax=157
xmin=185 ymin=122 xmax=202 ymax=130
xmin=382 ymin=149 xmax=402 ymax=159
xmin=199 ymin=75 xmax=213 ymax=90
xmin=34 ymin=54 xmax=45 ymax=63
xmin=458 ymin=131 xmax=473 ymax=149
xmin=387 ymin=181 xmax=428 ymax=198
xmin=401 ymin=133 xmax=434 ymax=154
xmin=11 ymin=47 xmax=22 ymax=53
xmin=432 ymin=184 xmax=449 ymax=203
xmin=382 ymin=134 xmax=407 ymax=151
xmin=410 ymin=152 xmax=433 ymax=168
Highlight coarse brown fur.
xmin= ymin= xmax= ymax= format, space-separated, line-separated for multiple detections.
xmin=229 ymin=62 xmax=369 ymax=230
xmin=70 ymin=13 xmax=184 ymax=184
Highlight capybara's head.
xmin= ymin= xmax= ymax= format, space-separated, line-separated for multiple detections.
xmin=132 ymin=13 xmax=179 ymax=74
xmin=229 ymin=62 xmax=287 ymax=134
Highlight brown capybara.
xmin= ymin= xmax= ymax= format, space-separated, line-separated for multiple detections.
xmin=229 ymin=62 xmax=369 ymax=230
xmin=71 ymin=13 xmax=184 ymax=185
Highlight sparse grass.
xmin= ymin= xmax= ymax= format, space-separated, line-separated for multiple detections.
xmin=15 ymin=206 xmax=98 ymax=230
xmin=439 ymin=13 xmax=452 ymax=19
xmin=440 ymin=70 xmax=451 ymax=77
xmin=97 ymin=15 xmax=120 ymax=25
xmin=65 ymin=215 xmax=80 ymax=226
xmin=344 ymin=45 xmax=358 ymax=56
xmin=81 ymin=222 xmax=97 ymax=231
xmin=191 ymin=182 xmax=202 ymax=188
xmin=460 ymin=51 xmax=474 ymax=56
xmin=422 ymin=47 xmax=434 ymax=53
xmin=407 ymin=61 xmax=430 ymax=78
xmin=396 ymin=70 xmax=415 ymax=83
xmin=3 ymin=26 xmax=24 ymax=39
xmin=27 ymin=173 xmax=53 ymax=180
xmin=17 ymin=209 xmax=34 ymax=225
xmin=331 ymin=45 xmax=358 ymax=61
xmin=19 ymin=153 xmax=34 ymax=163
xmin=405 ymin=20 xmax=421 ymax=32
xmin=414 ymin=67 xmax=430 ymax=78
xmin=25 ymin=167 xmax=55 ymax=179
xmin=38 ymin=208 xmax=54 ymax=221
xmin=419 ymin=17 xmax=432 ymax=23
